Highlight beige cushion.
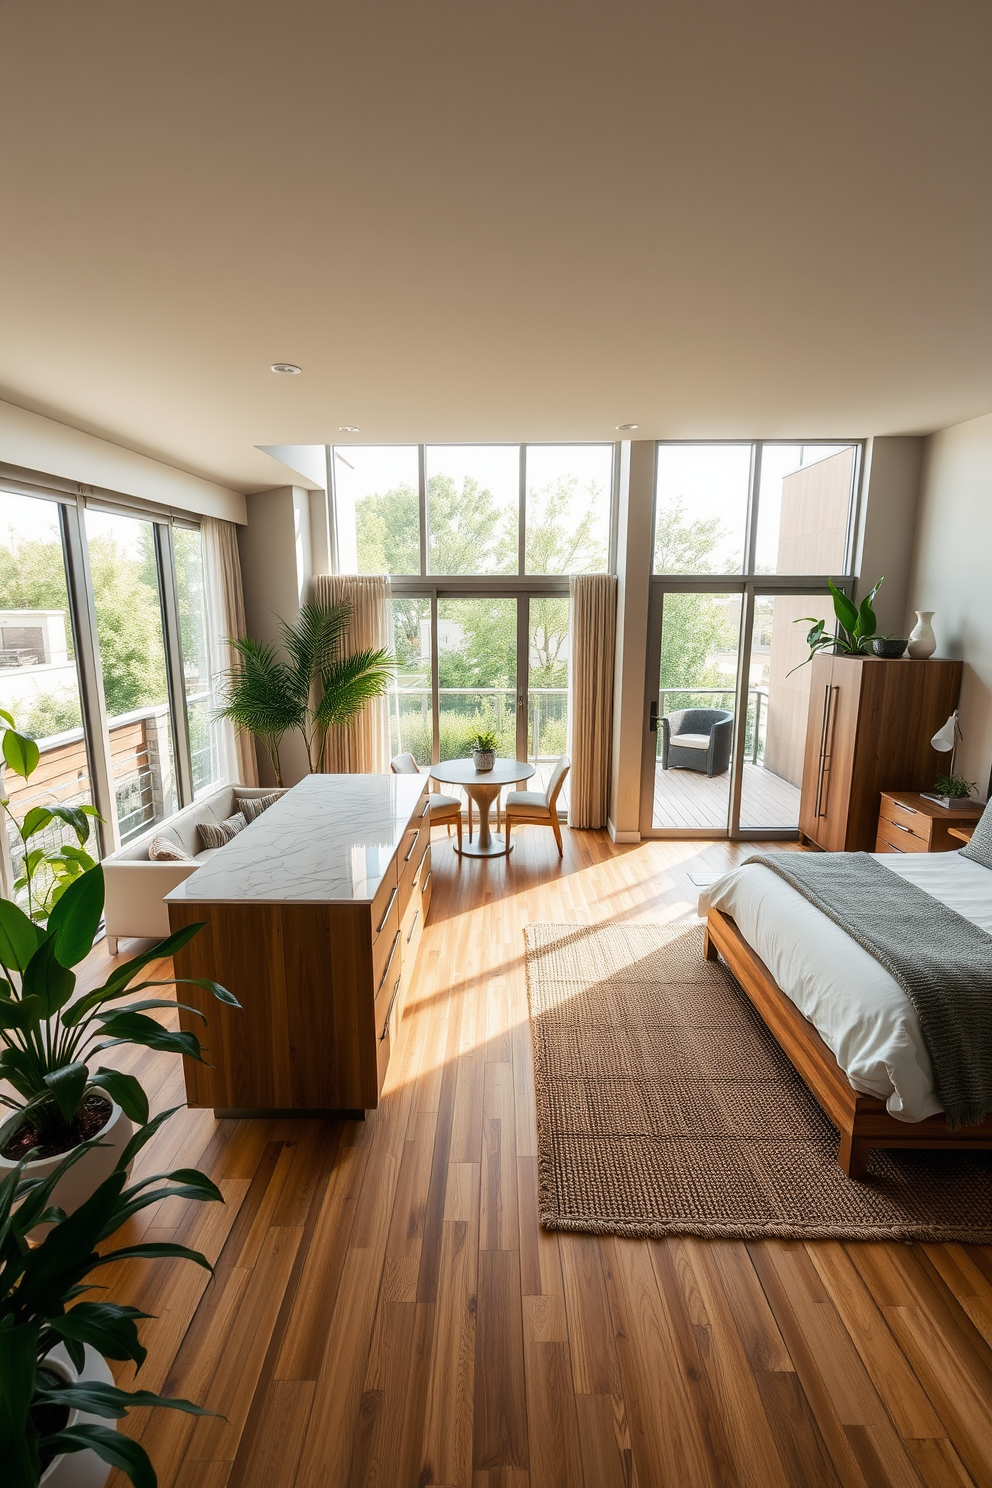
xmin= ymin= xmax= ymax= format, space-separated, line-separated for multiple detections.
xmin=198 ymin=812 xmax=247 ymax=851
xmin=148 ymin=833 xmax=195 ymax=862
xmin=671 ymin=732 xmax=710 ymax=750
xmin=429 ymin=792 xmax=461 ymax=814
xmin=236 ymin=791 xmax=282 ymax=823
xmin=506 ymin=790 xmax=551 ymax=813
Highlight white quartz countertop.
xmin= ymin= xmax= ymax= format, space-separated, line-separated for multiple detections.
xmin=164 ymin=774 xmax=424 ymax=905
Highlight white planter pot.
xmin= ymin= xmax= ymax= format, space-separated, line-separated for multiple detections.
xmin=40 ymin=1344 xmax=116 ymax=1488
xmin=472 ymin=749 xmax=495 ymax=772
xmin=0 ymin=1102 xmax=133 ymax=1239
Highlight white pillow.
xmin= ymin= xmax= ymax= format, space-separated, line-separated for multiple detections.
xmin=148 ymin=834 xmax=195 ymax=862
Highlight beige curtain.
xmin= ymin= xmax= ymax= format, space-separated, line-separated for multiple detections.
xmin=202 ymin=517 xmax=259 ymax=787
xmin=568 ymin=573 xmax=617 ymax=828
xmin=312 ymin=573 xmax=392 ymax=773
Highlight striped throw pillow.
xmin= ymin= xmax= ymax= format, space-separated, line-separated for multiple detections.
xmin=148 ymin=834 xmax=194 ymax=862
xmin=197 ymin=812 xmax=247 ymax=851
xmin=235 ymin=792 xmax=282 ymax=824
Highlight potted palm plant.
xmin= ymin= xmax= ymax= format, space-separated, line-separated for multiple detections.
xmin=1 ymin=1109 xmax=223 ymax=1488
xmin=0 ymin=866 xmax=238 ymax=1229
xmin=217 ymin=599 xmax=393 ymax=785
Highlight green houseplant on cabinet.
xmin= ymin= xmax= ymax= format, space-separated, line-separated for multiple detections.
xmin=1 ymin=1109 xmax=223 ymax=1488
xmin=793 ymin=577 xmax=888 ymax=668
xmin=0 ymin=865 xmax=239 ymax=1227
xmin=217 ymin=599 xmax=393 ymax=785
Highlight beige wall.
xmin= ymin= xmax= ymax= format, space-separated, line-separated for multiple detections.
xmin=907 ymin=412 xmax=992 ymax=798
xmin=608 ymin=441 xmax=655 ymax=841
xmin=854 ymin=435 xmax=924 ymax=635
xmin=0 ymin=397 xmax=246 ymax=523
xmin=237 ymin=486 xmax=314 ymax=786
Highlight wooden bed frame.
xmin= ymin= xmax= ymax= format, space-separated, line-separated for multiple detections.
xmin=704 ymin=907 xmax=992 ymax=1178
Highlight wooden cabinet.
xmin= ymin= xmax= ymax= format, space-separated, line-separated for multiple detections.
xmin=875 ymin=791 xmax=983 ymax=855
xmin=798 ymin=655 xmax=963 ymax=852
xmin=167 ymin=776 xmax=432 ymax=1116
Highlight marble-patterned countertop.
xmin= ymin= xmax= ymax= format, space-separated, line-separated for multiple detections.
xmin=164 ymin=774 xmax=424 ymax=904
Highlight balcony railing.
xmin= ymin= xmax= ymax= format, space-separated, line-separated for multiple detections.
xmin=388 ymin=683 xmax=568 ymax=764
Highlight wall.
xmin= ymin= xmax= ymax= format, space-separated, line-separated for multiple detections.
xmin=907 ymin=411 xmax=992 ymax=798
xmin=0 ymin=398 xmax=246 ymax=523
xmin=237 ymin=486 xmax=314 ymax=786
xmin=854 ymin=435 xmax=924 ymax=635
xmin=608 ymin=441 xmax=655 ymax=841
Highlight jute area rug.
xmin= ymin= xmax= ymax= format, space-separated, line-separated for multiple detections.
xmin=524 ymin=921 xmax=992 ymax=1243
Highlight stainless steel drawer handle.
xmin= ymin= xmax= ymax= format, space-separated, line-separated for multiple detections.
xmin=380 ymin=973 xmax=402 ymax=1040
xmin=406 ymin=908 xmax=420 ymax=945
xmin=420 ymin=797 xmax=430 ymax=818
xmin=893 ymin=801 xmax=918 ymax=815
xmin=891 ymin=821 xmax=911 ymax=833
xmin=404 ymin=828 xmax=420 ymax=863
xmin=888 ymin=842 xmax=905 ymax=853
xmin=376 ymin=886 xmax=398 ymax=934
xmin=421 ymin=869 xmax=432 ymax=899
xmin=378 ymin=929 xmax=400 ymax=994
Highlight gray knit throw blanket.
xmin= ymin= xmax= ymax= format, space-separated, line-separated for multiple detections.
xmin=744 ymin=851 xmax=992 ymax=1129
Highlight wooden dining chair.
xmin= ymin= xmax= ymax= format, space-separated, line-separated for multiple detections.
xmin=503 ymin=755 xmax=570 ymax=856
xmin=390 ymin=752 xmax=463 ymax=850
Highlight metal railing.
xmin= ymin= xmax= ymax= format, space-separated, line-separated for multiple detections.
xmin=388 ymin=682 xmax=568 ymax=764
xmin=659 ymin=685 xmax=769 ymax=765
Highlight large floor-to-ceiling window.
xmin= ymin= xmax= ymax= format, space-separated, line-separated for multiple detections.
xmin=0 ymin=486 xmax=226 ymax=899
xmin=332 ymin=442 xmax=616 ymax=814
xmin=642 ymin=441 xmax=862 ymax=838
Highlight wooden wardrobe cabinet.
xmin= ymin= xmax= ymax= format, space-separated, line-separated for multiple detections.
xmin=798 ymin=655 xmax=963 ymax=852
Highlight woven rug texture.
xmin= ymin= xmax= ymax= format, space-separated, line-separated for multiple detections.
xmin=523 ymin=921 xmax=992 ymax=1242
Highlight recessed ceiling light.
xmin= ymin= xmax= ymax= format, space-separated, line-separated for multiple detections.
xmin=337 ymin=425 xmax=360 ymax=433
xmin=615 ymin=422 xmax=639 ymax=431
xmin=270 ymin=363 xmax=302 ymax=375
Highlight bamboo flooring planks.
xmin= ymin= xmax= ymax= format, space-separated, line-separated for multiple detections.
xmin=68 ymin=825 xmax=987 ymax=1488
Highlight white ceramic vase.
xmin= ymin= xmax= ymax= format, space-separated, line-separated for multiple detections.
xmin=0 ymin=1101 xmax=133 ymax=1240
xmin=907 ymin=610 xmax=936 ymax=659
xmin=39 ymin=1343 xmax=117 ymax=1488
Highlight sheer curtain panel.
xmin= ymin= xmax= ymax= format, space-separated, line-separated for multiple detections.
xmin=568 ymin=573 xmax=617 ymax=828
xmin=312 ymin=574 xmax=392 ymax=773
xmin=202 ymin=518 xmax=259 ymax=787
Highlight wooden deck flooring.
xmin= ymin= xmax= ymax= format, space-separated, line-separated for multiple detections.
xmin=81 ymin=827 xmax=992 ymax=1488
xmin=654 ymin=760 xmax=802 ymax=830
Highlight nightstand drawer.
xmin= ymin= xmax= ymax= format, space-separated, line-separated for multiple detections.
xmin=878 ymin=795 xmax=931 ymax=845
xmin=876 ymin=815 xmax=930 ymax=853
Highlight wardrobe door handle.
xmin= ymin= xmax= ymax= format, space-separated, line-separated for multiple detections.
xmin=814 ymin=685 xmax=835 ymax=819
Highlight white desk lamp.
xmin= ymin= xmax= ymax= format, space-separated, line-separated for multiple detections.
xmin=921 ymin=711 xmax=970 ymax=808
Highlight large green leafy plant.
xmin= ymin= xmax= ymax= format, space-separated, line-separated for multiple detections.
xmin=0 ymin=865 xmax=237 ymax=1156
xmin=794 ymin=576 xmax=885 ymax=668
xmin=1 ymin=1110 xmax=222 ymax=1488
xmin=0 ymin=711 xmax=101 ymax=922
xmin=217 ymin=598 xmax=393 ymax=785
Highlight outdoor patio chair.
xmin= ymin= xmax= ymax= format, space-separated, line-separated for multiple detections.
xmin=660 ymin=708 xmax=733 ymax=777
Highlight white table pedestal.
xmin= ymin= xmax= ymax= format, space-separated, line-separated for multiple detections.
xmin=456 ymin=780 xmax=508 ymax=858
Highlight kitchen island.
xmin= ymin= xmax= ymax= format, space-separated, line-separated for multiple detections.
xmin=166 ymin=773 xmax=431 ymax=1115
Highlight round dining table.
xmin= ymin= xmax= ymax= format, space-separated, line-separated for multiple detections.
xmin=430 ymin=757 xmax=536 ymax=858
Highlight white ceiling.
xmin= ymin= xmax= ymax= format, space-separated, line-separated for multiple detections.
xmin=2 ymin=0 xmax=991 ymax=493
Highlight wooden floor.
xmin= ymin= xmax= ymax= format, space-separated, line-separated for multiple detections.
xmin=654 ymin=760 xmax=801 ymax=831
xmin=84 ymin=827 xmax=992 ymax=1488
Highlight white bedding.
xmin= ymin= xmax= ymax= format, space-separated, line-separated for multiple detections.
xmin=698 ymin=851 xmax=992 ymax=1123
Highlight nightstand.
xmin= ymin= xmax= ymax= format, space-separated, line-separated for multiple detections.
xmin=876 ymin=791 xmax=983 ymax=854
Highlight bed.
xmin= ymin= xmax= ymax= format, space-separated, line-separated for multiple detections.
xmin=699 ymin=850 xmax=992 ymax=1177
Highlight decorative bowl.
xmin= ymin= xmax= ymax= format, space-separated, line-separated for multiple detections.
xmin=871 ymin=638 xmax=907 ymax=658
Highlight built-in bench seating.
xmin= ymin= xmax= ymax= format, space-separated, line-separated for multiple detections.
xmin=102 ymin=784 xmax=285 ymax=951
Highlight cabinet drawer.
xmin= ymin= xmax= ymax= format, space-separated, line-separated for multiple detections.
xmin=371 ymin=858 xmax=398 ymax=935
xmin=874 ymin=834 xmax=905 ymax=854
xmin=876 ymin=815 xmax=929 ymax=853
xmin=878 ymin=796 xmax=931 ymax=844
xmin=398 ymin=821 xmax=429 ymax=917
xmin=374 ymin=928 xmax=402 ymax=1029
xmin=399 ymin=894 xmax=424 ymax=1010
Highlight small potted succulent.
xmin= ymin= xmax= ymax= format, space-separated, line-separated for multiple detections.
xmin=1 ymin=1110 xmax=222 ymax=1488
xmin=922 ymin=773 xmax=978 ymax=811
xmin=468 ymin=730 xmax=498 ymax=773
xmin=0 ymin=865 xmax=238 ymax=1231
